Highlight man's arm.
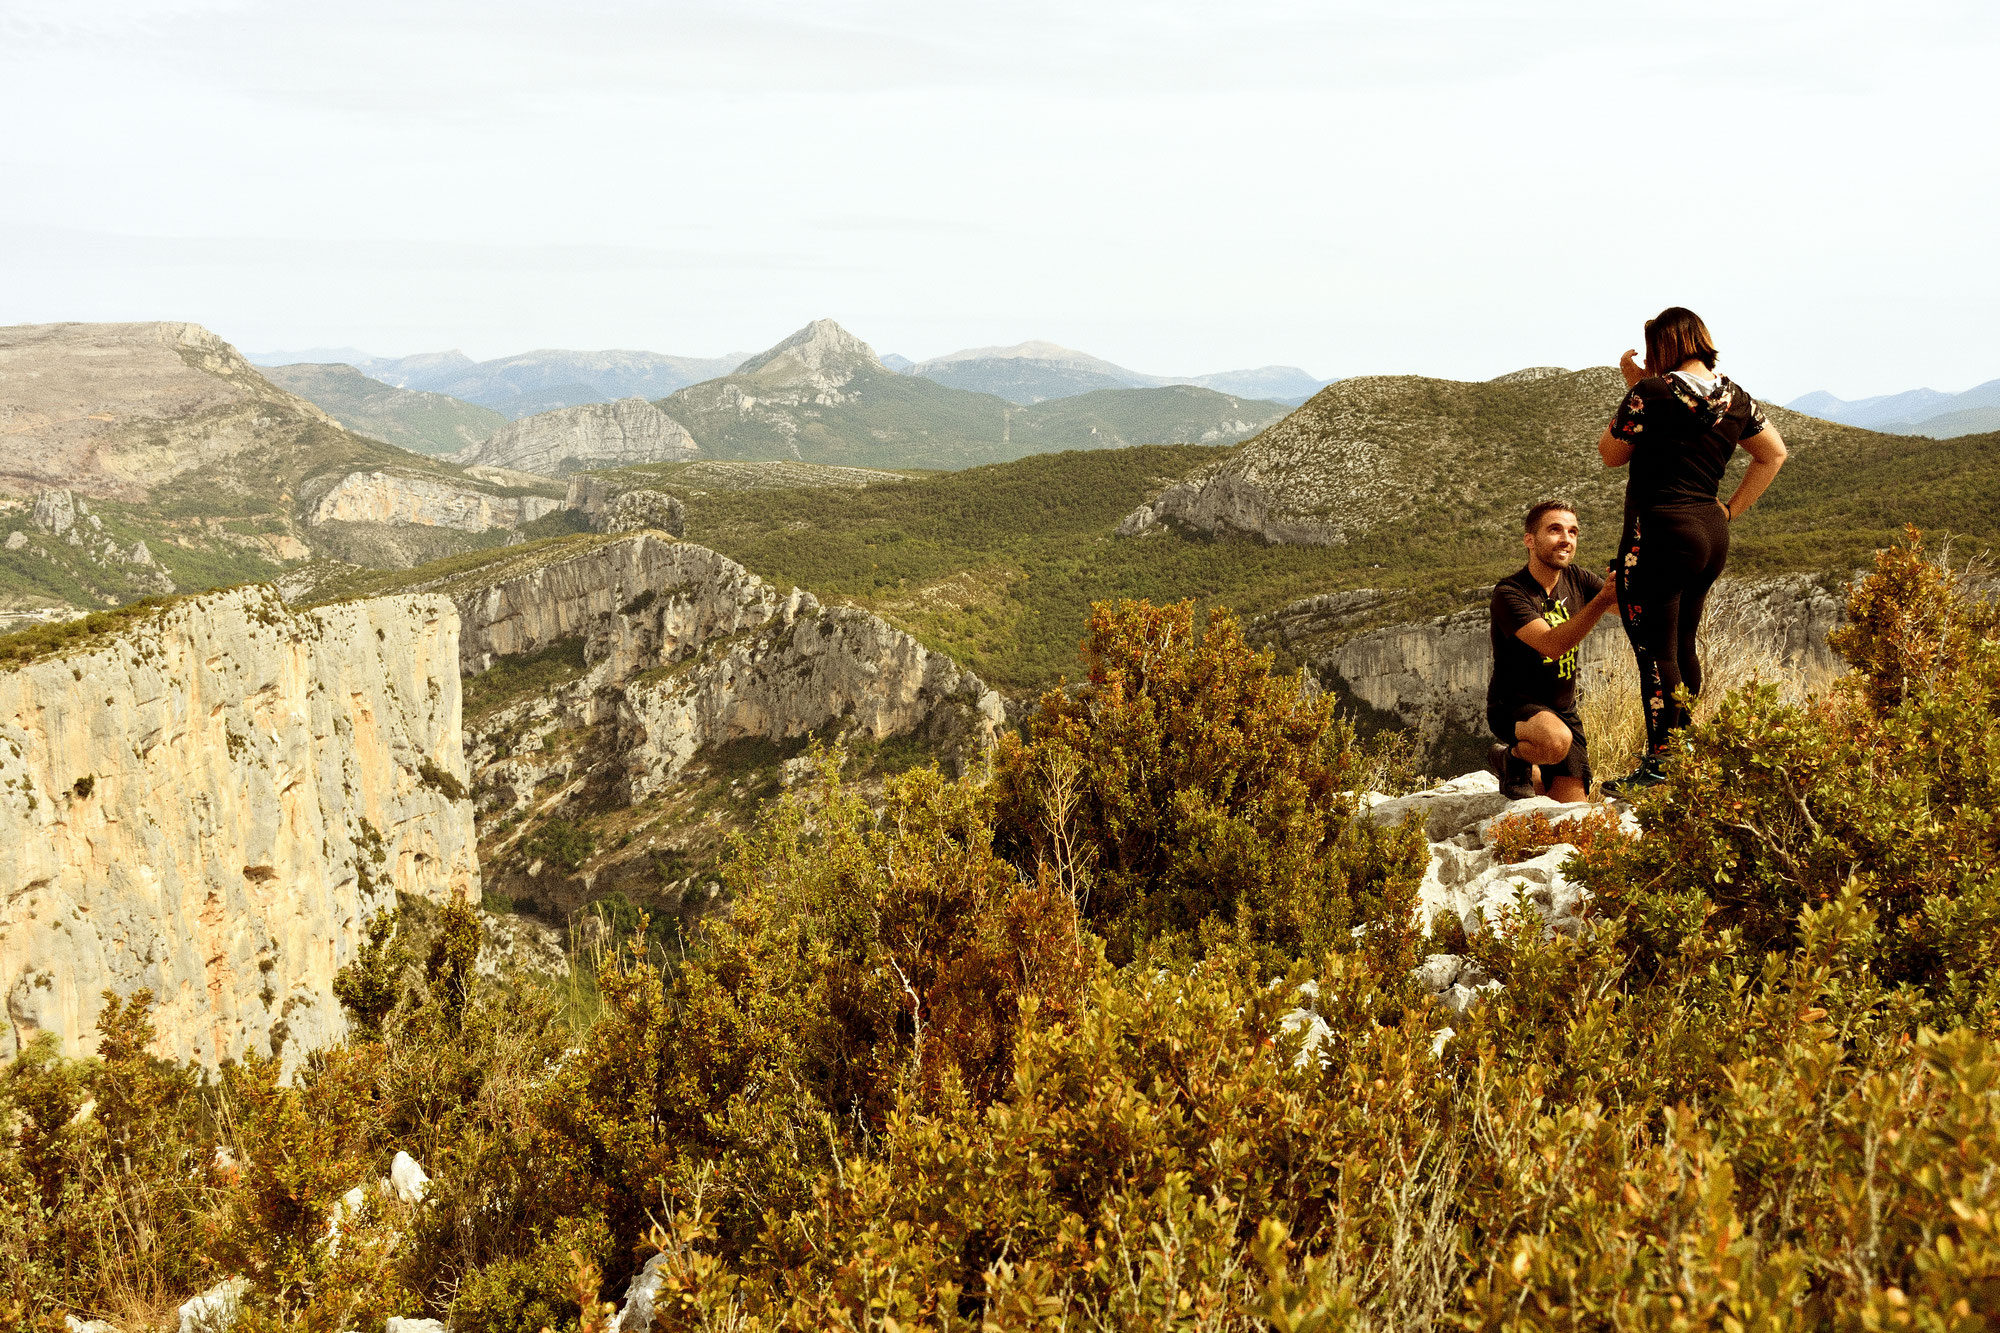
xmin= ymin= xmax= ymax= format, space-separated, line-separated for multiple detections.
xmin=1514 ymin=578 xmax=1620 ymax=659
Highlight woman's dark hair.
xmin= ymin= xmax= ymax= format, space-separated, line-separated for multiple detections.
xmin=1523 ymin=498 xmax=1576 ymax=533
xmin=1644 ymin=307 xmax=1718 ymax=373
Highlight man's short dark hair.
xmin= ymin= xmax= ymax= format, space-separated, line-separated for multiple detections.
xmin=1524 ymin=499 xmax=1576 ymax=532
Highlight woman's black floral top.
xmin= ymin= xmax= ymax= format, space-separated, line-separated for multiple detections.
xmin=1611 ymin=371 xmax=1770 ymax=512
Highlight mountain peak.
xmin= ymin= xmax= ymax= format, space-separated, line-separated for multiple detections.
xmin=734 ymin=319 xmax=883 ymax=384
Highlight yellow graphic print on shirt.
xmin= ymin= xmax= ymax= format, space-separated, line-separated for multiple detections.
xmin=1542 ymin=595 xmax=1579 ymax=680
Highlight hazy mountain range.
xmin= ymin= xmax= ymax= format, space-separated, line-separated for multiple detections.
xmin=249 ymin=347 xmax=751 ymax=418
xmin=255 ymin=321 xmax=1295 ymax=476
xmin=251 ymin=337 xmax=1333 ymax=415
xmin=1787 ymin=379 xmax=2000 ymax=439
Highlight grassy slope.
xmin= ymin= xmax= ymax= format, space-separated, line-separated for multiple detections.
xmin=1 ymin=405 xmax=567 ymax=611
xmin=261 ymin=362 xmax=507 ymax=455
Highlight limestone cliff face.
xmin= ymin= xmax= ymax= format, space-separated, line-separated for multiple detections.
xmin=1264 ymin=573 xmax=1845 ymax=749
xmin=451 ymin=398 xmax=700 ymax=476
xmin=0 ymin=586 xmax=476 ymax=1067
xmin=307 ymin=470 xmax=562 ymax=532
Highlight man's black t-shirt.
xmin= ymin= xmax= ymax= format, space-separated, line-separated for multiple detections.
xmin=1488 ymin=564 xmax=1604 ymax=717
xmin=1609 ymin=372 xmax=1770 ymax=518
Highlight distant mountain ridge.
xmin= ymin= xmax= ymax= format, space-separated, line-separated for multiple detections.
xmin=1 ymin=322 xmax=569 ymax=612
xmin=651 ymin=320 xmax=1289 ymax=472
xmin=902 ymin=339 xmax=1331 ymax=406
xmin=1788 ymin=378 xmax=2000 ymax=438
xmin=251 ymin=346 xmax=751 ymax=418
xmin=259 ymin=362 xmax=506 ymax=456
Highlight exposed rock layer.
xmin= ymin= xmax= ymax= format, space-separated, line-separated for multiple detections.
xmin=0 ymin=586 xmax=476 ymax=1066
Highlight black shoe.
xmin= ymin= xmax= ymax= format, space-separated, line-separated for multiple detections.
xmin=1487 ymin=742 xmax=1535 ymax=801
xmin=1602 ymin=757 xmax=1669 ymax=798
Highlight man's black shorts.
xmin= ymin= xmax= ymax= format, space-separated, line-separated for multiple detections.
xmin=1488 ymin=700 xmax=1592 ymax=789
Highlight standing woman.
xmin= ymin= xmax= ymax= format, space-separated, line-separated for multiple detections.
xmin=1598 ymin=307 xmax=1788 ymax=793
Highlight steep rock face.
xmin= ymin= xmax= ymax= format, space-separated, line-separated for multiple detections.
xmin=451 ymin=397 xmax=700 ymax=475
xmin=307 ymin=471 xmax=562 ymax=532
xmin=0 ymin=586 xmax=476 ymax=1067
xmin=618 ymin=600 xmax=1004 ymax=801
xmin=1265 ymin=573 xmax=1845 ymax=750
xmin=448 ymin=535 xmax=774 ymax=677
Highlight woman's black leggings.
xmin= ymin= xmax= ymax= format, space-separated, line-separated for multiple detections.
xmin=1616 ymin=503 xmax=1730 ymax=757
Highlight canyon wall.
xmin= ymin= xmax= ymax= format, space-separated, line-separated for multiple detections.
xmin=0 ymin=586 xmax=476 ymax=1067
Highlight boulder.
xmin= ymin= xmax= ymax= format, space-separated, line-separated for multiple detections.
xmin=1364 ymin=771 xmax=1512 ymax=842
xmin=614 ymin=1252 xmax=671 ymax=1333
xmin=178 ymin=1278 xmax=246 ymax=1333
xmin=389 ymin=1150 xmax=430 ymax=1203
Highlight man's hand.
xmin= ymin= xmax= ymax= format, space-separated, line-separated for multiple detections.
xmin=1591 ymin=577 xmax=1621 ymax=607
xmin=1619 ymin=349 xmax=1646 ymax=388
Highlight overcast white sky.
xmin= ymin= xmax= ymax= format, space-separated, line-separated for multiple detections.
xmin=3 ymin=0 xmax=1994 ymax=400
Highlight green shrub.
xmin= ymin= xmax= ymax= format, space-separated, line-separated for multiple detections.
xmin=992 ymin=597 xmax=1428 ymax=970
xmin=528 ymin=817 xmax=597 ymax=872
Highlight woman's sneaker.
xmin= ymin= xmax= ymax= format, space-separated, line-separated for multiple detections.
xmin=1487 ymin=742 xmax=1535 ymax=801
xmin=1603 ymin=756 xmax=1669 ymax=798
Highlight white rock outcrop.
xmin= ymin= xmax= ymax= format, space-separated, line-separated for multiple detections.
xmin=389 ymin=1149 xmax=430 ymax=1203
xmin=1371 ymin=771 xmax=1643 ymax=1020
xmin=178 ymin=1277 xmax=246 ymax=1333
xmin=0 ymin=586 xmax=476 ymax=1067
xmin=308 ymin=471 xmax=561 ymax=533
xmin=453 ymin=397 xmax=700 ymax=475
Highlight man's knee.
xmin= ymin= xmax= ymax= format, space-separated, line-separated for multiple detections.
xmin=1515 ymin=711 xmax=1573 ymax=766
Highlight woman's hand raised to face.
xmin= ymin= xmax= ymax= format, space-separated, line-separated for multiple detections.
xmin=1619 ymin=349 xmax=1647 ymax=387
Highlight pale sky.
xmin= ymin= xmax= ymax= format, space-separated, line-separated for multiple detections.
xmin=3 ymin=0 xmax=1994 ymax=401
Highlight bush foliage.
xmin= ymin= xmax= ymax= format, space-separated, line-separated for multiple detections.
xmin=8 ymin=533 xmax=2000 ymax=1329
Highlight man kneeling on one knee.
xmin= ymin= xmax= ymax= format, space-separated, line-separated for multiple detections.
xmin=1486 ymin=499 xmax=1620 ymax=803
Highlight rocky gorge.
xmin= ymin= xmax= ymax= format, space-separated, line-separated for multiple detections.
xmin=388 ymin=531 xmax=1006 ymax=915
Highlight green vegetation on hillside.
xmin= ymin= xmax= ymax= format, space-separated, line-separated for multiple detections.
xmin=260 ymin=362 xmax=508 ymax=456
xmin=638 ymin=421 xmax=2000 ymax=693
xmin=659 ymin=365 xmax=1285 ymax=472
xmin=14 ymin=540 xmax=2000 ymax=1328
